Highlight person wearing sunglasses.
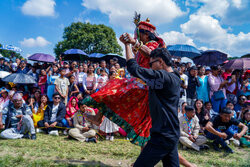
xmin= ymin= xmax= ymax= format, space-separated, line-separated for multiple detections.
xmin=37 ymin=92 xmax=66 ymax=136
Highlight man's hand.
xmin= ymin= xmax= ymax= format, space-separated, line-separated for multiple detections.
xmin=233 ymin=133 xmax=241 ymax=140
xmin=44 ymin=122 xmax=50 ymax=128
xmin=86 ymin=90 xmax=90 ymax=95
xmin=189 ymin=135 xmax=196 ymax=142
xmin=16 ymin=115 xmax=23 ymax=119
xmin=50 ymin=122 xmax=57 ymax=127
xmin=219 ymin=132 xmax=228 ymax=139
xmin=0 ymin=122 xmax=4 ymax=129
xmin=81 ymin=126 xmax=90 ymax=133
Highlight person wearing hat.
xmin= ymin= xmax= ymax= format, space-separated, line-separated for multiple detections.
xmin=0 ymin=93 xmax=36 ymax=140
xmin=205 ymin=107 xmax=248 ymax=153
xmin=186 ymin=66 xmax=201 ymax=107
xmin=179 ymin=106 xmax=208 ymax=151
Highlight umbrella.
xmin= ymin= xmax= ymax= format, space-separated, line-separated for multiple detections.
xmin=0 ymin=71 xmax=11 ymax=78
xmin=88 ymin=53 xmax=105 ymax=58
xmin=103 ymin=53 xmax=126 ymax=67
xmin=62 ymin=49 xmax=88 ymax=61
xmin=167 ymin=44 xmax=201 ymax=58
xmin=193 ymin=50 xmax=227 ymax=66
xmin=28 ymin=53 xmax=55 ymax=63
xmin=2 ymin=73 xmax=36 ymax=84
xmin=181 ymin=57 xmax=195 ymax=66
xmin=223 ymin=58 xmax=250 ymax=70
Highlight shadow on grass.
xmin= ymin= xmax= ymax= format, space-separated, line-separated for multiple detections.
xmin=54 ymin=160 xmax=112 ymax=167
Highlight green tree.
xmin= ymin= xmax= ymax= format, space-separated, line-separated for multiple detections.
xmin=0 ymin=43 xmax=22 ymax=60
xmin=54 ymin=22 xmax=122 ymax=58
xmin=241 ymin=53 xmax=250 ymax=58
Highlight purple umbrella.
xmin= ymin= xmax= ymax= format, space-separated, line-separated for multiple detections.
xmin=28 ymin=53 xmax=55 ymax=63
xmin=193 ymin=50 xmax=227 ymax=66
xmin=223 ymin=58 xmax=250 ymax=70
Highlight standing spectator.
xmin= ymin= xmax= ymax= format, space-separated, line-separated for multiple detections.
xmin=179 ymin=64 xmax=188 ymax=108
xmin=37 ymin=93 xmax=66 ymax=136
xmin=205 ymin=108 xmax=248 ymax=153
xmin=38 ymin=69 xmax=47 ymax=95
xmin=179 ymin=106 xmax=207 ymax=151
xmin=100 ymin=60 xmax=109 ymax=74
xmin=239 ymin=110 xmax=250 ymax=147
xmin=0 ymin=93 xmax=36 ymax=140
xmin=205 ymin=67 xmax=211 ymax=75
xmin=77 ymin=64 xmax=86 ymax=92
xmin=187 ymin=66 xmax=200 ymax=106
xmin=197 ymin=66 xmax=209 ymax=103
xmin=68 ymin=75 xmax=79 ymax=98
xmin=96 ymin=69 xmax=108 ymax=91
xmin=47 ymin=65 xmax=59 ymax=102
xmin=16 ymin=60 xmax=29 ymax=74
xmin=222 ymin=69 xmax=232 ymax=81
xmin=82 ymin=64 xmax=98 ymax=95
xmin=208 ymin=65 xmax=228 ymax=113
xmin=178 ymin=102 xmax=187 ymax=118
xmin=83 ymin=63 xmax=88 ymax=73
xmin=55 ymin=68 xmax=70 ymax=104
xmin=241 ymin=70 xmax=250 ymax=98
xmin=226 ymin=70 xmax=241 ymax=102
xmin=68 ymin=101 xmax=97 ymax=143
xmin=27 ymin=66 xmax=39 ymax=84
xmin=115 ymin=63 xmax=121 ymax=70
xmin=195 ymin=99 xmax=210 ymax=134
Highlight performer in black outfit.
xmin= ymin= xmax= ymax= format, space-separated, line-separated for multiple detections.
xmin=120 ymin=33 xmax=181 ymax=167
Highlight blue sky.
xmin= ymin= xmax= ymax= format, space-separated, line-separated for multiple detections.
xmin=0 ymin=0 xmax=249 ymax=58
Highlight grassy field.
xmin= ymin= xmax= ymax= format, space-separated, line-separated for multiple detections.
xmin=0 ymin=133 xmax=249 ymax=167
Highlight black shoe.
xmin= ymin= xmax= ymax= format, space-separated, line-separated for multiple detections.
xmin=212 ymin=141 xmax=221 ymax=152
xmin=31 ymin=134 xmax=36 ymax=140
xmin=22 ymin=133 xmax=30 ymax=139
xmin=224 ymin=145 xmax=234 ymax=154
xmin=88 ymin=137 xmax=97 ymax=143
xmin=200 ymin=144 xmax=210 ymax=150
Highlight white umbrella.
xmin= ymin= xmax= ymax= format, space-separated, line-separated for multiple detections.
xmin=181 ymin=57 xmax=195 ymax=66
xmin=0 ymin=71 xmax=11 ymax=79
xmin=0 ymin=53 xmax=3 ymax=58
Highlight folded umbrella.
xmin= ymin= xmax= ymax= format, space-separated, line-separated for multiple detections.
xmin=2 ymin=73 xmax=36 ymax=84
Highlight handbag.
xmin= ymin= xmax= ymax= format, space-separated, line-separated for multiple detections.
xmin=213 ymin=90 xmax=225 ymax=101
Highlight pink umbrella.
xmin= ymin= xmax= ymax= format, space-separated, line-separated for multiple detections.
xmin=223 ymin=58 xmax=250 ymax=70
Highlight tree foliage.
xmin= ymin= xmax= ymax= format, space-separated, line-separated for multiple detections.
xmin=54 ymin=22 xmax=122 ymax=58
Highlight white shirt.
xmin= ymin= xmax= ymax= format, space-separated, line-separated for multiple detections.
xmin=50 ymin=104 xmax=59 ymax=122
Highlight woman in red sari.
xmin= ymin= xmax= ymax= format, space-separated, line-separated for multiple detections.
xmin=83 ymin=18 xmax=166 ymax=146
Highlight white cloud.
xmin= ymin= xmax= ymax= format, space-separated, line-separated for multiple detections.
xmin=159 ymin=31 xmax=196 ymax=46
xmin=82 ymin=0 xmax=185 ymax=29
xmin=197 ymin=0 xmax=229 ymax=17
xmin=180 ymin=14 xmax=250 ymax=57
xmin=21 ymin=0 xmax=56 ymax=17
xmin=20 ymin=36 xmax=51 ymax=47
xmin=232 ymin=0 xmax=242 ymax=8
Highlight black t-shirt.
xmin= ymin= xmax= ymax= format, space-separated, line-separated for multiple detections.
xmin=127 ymin=59 xmax=181 ymax=144
xmin=211 ymin=115 xmax=240 ymax=131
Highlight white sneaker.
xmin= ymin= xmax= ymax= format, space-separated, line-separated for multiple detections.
xmin=106 ymin=135 xmax=110 ymax=140
xmin=36 ymin=128 xmax=44 ymax=133
xmin=49 ymin=130 xmax=59 ymax=136
xmin=63 ymin=130 xmax=68 ymax=135
xmin=110 ymin=136 xmax=114 ymax=141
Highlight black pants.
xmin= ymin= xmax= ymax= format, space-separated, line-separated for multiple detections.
xmin=134 ymin=135 xmax=179 ymax=167
xmin=37 ymin=120 xmax=63 ymax=133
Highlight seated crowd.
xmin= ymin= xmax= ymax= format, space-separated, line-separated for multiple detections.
xmin=0 ymin=57 xmax=249 ymax=153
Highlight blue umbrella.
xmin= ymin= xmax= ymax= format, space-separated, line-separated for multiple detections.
xmin=193 ymin=50 xmax=227 ymax=66
xmin=88 ymin=53 xmax=105 ymax=58
xmin=62 ymin=49 xmax=88 ymax=61
xmin=167 ymin=44 xmax=201 ymax=58
xmin=2 ymin=73 xmax=36 ymax=84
